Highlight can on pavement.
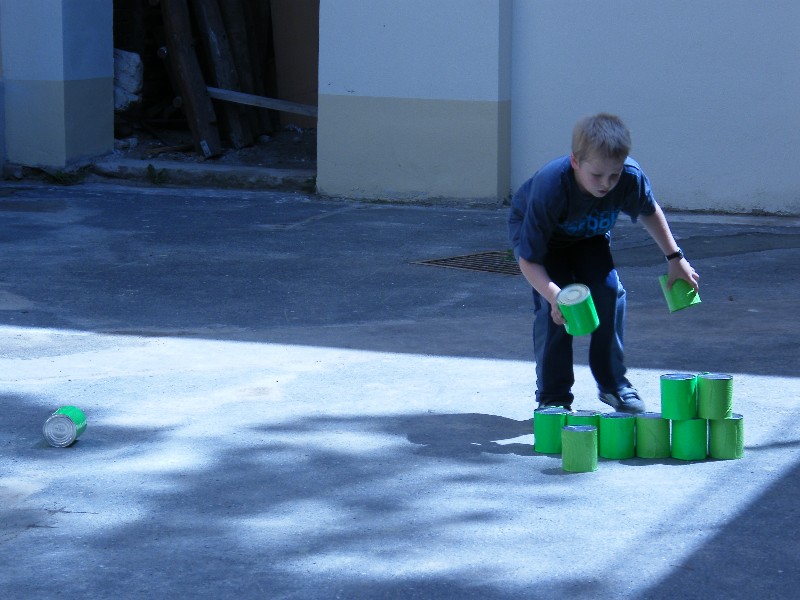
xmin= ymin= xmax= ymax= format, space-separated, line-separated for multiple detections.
xmin=43 ymin=406 xmax=87 ymax=447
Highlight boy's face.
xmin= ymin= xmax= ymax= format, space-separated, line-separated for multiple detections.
xmin=570 ymin=153 xmax=625 ymax=198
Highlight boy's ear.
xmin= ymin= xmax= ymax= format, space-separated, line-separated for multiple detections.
xmin=569 ymin=153 xmax=580 ymax=169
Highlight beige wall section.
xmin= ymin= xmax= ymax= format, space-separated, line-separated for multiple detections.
xmin=317 ymin=94 xmax=510 ymax=203
xmin=4 ymin=80 xmax=68 ymax=166
xmin=65 ymin=77 xmax=113 ymax=163
xmin=4 ymin=77 xmax=112 ymax=167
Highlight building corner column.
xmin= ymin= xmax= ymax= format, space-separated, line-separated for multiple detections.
xmin=1 ymin=0 xmax=113 ymax=169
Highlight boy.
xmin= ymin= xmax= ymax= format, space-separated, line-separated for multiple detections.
xmin=508 ymin=113 xmax=699 ymax=413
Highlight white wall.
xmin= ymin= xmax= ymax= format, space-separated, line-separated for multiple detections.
xmin=0 ymin=0 xmax=65 ymax=80
xmin=0 ymin=9 xmax=4 ymax=168
xmin=318 ymin=0 xmax=511 ymax=202
xmin=320 ymin=0 xmax=509 ymax=102
xmin=511 ymin=0 xmax=800 ymax=214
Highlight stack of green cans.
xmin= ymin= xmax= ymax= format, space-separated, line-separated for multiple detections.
xmin=660 ymin=372 xmax=743 ymax=461
xmin=702 ymin=374 xmax=743 ymax=460
xmin=531 ymin=371 xmax=744 ymax=471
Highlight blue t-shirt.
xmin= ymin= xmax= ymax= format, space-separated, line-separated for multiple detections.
xmin=508 ymin=155 xmax=657 ymax=263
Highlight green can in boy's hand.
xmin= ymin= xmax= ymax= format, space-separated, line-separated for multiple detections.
xmin=557 ymin=284 xmax=600 ymax=336
xmin=659 ymin=274 xmax=701 ymax=312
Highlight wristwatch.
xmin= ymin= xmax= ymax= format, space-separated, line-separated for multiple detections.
xmin=665 ymin=248 xmax=684 ymax=261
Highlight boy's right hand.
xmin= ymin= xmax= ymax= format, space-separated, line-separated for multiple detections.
xmin=517 ymin=258 xmax=568 ymax=325
xmin=548 ymin=290 xmax=567 ymax=326
xmin=551 ymin=304 xmax=567 ymax=326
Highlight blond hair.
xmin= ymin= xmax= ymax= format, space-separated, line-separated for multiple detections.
xmin=572 ymin=113 xmax=631 ymax=162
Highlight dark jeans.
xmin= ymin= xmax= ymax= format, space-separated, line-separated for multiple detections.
xmin=532 ymin=235 xmax=631 ymax=407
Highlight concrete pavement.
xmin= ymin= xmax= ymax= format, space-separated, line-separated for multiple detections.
xmin=0 ymin=179 xmax=798 ymax=599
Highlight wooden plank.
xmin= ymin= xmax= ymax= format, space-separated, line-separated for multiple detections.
xmin=245 ymin=0 xmax=278 ymax=134
xmin=206 ymin=87 xmax=318 ymax=118
xmin=189 ymin=0 xmax=253 ymax=149
xmin=160 ymin=0 xmax=222 ymax=157
xmin=144 ymin=143 xmax=194 ymax=157
xmin=217 ymin=0 xmax=261 ymax=135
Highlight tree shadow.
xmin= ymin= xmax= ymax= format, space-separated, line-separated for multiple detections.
xmin=4 ymin=389 xmax=799 ymax=599
xmin=1 ymin=406 xmax=580 ymax=598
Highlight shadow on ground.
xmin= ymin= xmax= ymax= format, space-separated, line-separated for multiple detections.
xmin=4 ymin=398 xmax=799 ymax=598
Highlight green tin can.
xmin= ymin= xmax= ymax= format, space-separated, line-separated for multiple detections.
xmin=43 ymin=406 xmax=87 ymax=447
xmin=697 ymin=373 xmax=734 ymax=420
xmin=636 ymin=412 xmax=671 ymax=459
xmin=557 ymin=284 xmax=599 ymax=336
xmin=533 ymin=407 xmax=569 ymax=454
xmin=566 ymin=410 xmax=601 ymax=429
xmin=660 ymin=373 xmax=697 ymax=420
xmin=671 ymin=418 xmax=708 ymax=461
xmin=598 ymin=412 xmax=636 ymax=460
xmin=659 ymin=274 xmax=701 ymax=313
xmin=709 ymin=413 xmax=744 ymax=460
xmin=561 ymin=425 xmax=598 ymax=473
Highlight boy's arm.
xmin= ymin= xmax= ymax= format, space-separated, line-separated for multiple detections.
xmin=639 ymin=204 xmax=700 ymax=291
xmin=518 ymin=258 xmax=567 ymax=325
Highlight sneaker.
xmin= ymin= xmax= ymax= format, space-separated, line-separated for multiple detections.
xmin=598 ymin=386 xmax=645 ymax=414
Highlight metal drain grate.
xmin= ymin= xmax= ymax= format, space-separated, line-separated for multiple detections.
xmin=414 ymin=251 xmax=521 ymax=275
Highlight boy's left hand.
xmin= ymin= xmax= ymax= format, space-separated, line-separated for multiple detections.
xmin=667 ymin=258 xmax=700 ymax=292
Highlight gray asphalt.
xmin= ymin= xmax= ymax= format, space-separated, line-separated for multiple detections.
xmin=0 ymin=178 xmax=798 ymax=599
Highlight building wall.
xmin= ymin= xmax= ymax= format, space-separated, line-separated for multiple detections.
xmin=0 ymin=0 xmax=112 ymax=168
xmin=511 ymin=0 xmax=800 ymax=214
xmin=318 ymin=0 xmax=799 ymax=213
xmin=0 ymin=2 xmax=795 ymax=214
xmin=317 ymin=0 xmax=511 ymax=203
xmin=0 ymin=18 xmax=5 ymax=170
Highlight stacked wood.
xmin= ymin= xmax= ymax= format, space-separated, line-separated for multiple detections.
xmin=190 ymin=0 xmax=253 ymax=149
xmin=151 ymin=0 xmax=317 ymax=157
xmin=160 ymin=0 xmax=222 ymax=157
xmin=207 ymin=87 xmax=317 ymax=117
xmin=244 ymin=0 xmax=280 ymax=135
xmin=217 ymin=0 xmax=263 ymax=135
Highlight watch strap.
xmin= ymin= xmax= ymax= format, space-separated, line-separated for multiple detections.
xmin=665 ymin=248 xmax=684 ymax=261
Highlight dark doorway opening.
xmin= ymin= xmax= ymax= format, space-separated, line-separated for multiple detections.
xmin=112 ymin=0 xmax=318 ymax=168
